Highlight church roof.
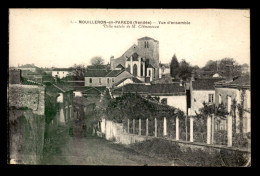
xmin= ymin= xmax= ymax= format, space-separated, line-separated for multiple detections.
xmin=147 ymin=64 xmax=155 ymax=68
xmin=132 ymin=53 xmax=139 ymax=61
xmin=115 ymin=64 xmax=125 ymax=69
xmin=138 ymin=36 xmax=158 ymax=42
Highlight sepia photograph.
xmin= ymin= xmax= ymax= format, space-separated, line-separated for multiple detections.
xmin=8 ymin=8 xmax=250 ymax=166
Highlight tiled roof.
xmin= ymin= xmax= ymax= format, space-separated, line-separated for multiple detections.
xmin=85 ymin=70 xmax=112 ymax=77
xmin=113 ymin=83 xmax=185 ymax=95
xmin=113 ymin=77 xmax=143 ymax=87
xmin=87 ymin=65 xmax=109 ymax=70
xmin=106 ymin=70 xmax=124 ymax=77
xmin=84 ymin=86 xmax=106 ymax=95
xmin=149 ymin=84 xmax=185 ymax=94
xmin=192 ymin=78 xmax=224 ymax=90
xmin=21 ymin=77 xmax=43 ymax=86
xmin=215 ymin=75 xmax=250 ymax=88
xmin=45 ymin=82 xmax=73 ymax=93
xmin=52 ymin=68 xmax=73 ymax=71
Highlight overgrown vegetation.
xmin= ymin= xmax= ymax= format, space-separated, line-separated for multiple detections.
xmin=130 ymin=138 xmax=249 ymax=166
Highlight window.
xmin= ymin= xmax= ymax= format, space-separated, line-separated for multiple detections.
xmin=57 ymin=72 xmax=59 ymax=74
xmin=144 ymin=41 xmax=149 ymax=48
xmin=107 ymin=78 xmax=109 ymax=84
xmin=112 ymin=78 xmax=114 ymax=82
xmin=89 ymin=78 xmax=92 ymax=83
xmin=99 ymin=78 xmax=101 ymax=84
xmin=208 ymin=94 xmax=214 ymax=103
xmin=149 ymin=70 xmax=151 ymax=76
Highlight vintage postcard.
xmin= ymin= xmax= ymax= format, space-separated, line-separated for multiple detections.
xmin=8 ymin=8 xmax=250 ymax=166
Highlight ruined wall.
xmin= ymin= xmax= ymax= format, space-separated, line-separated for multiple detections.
xmin=9 ymin=109 xmax=45 ymax=164
xmin=8 ymin=84 xmax=46 ymax=164
xmin=9 ymin=69 xmax=21 ymax=84
xmin=9 ymin=84 xmax=45 ymax=115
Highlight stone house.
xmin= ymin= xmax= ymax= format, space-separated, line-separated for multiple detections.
xmin=84 ymin=68 xmax=134 ymax=88
xmin=186 ymin=77 xmax=224 ymax=116
xmin=52 ymin=68 xmax=73 ymax=79
xmin=215 ymin=74 xmax=250 ymax=133
xmin=112 ymin=83 xmax=187 ymax=112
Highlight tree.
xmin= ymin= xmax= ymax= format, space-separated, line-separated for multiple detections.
xmin=170 ymin=54 xmax=179 ymax=78
xmin=72 ymin=64 xmax=85 ymax=78
xmin=202 ymin=60 xmax=217 ymax=71
xmin=178 ymin=59 xmax=193 ymax=80
xmin=90 ymin=56 xmax=104 ymax=66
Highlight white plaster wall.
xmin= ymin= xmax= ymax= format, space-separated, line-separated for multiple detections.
xmin=154 ymin=95 xmax=186 ymax=113
xmin=191 ymin=90 xmax=215 ymax=116
xmin=73 ymin=91 xmax=82 ymax=97
xmin=57 ymin=93 xmax=63 ymax=103
xmin=52 ymin=71 xmax=70 ymax=79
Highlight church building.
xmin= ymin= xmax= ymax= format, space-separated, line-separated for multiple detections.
xmin=110 ymin=36 xmax=160 ymax=82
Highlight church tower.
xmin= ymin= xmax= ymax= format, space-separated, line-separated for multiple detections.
xmin=137 ymin=36 xmax=160 ymax=79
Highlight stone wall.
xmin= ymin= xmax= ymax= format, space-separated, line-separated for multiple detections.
xmin=9 ymin=109 xmax=45 ymax=164
xmin=9 ymin=84 xmax=45 ymax=115
xmin=9 ymin=69 xmax=21 ymax=84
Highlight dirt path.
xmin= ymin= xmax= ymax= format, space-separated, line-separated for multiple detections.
xmin=42 ymin=135 xmax=173 ymax=166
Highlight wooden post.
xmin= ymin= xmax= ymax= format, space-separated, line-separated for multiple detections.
xmin=176 ymin=116 xmax=179 ymax=140
xmin=211 ymin=114 xmax=215 ymax=144
xmin=133 ymin=119 xmax=135 ymax=134
xmin=163 ymin=117 xmax=167 ymax=136
xmin=146 ymin=118 xmax=148 ymax=136
xmin=227 ymin=115 xmax=232 ymax=147
xmin=190 ymin=117 xmax=193 ymax=142
xmin=139 ymin=118 xmax=141 ymax=135
xmin=127 ymin=119 xmax=129 ymax=133
xmin=207 ymin=115 xmax=211 ymax=144
xmin=155 ymin=118 xmax=157 ymax=137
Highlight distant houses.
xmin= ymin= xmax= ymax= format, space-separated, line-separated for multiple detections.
xmin=52 ymin=68 xmax=73 ymax=79
xmin=84 ymin=67 xmax=134 ymax=88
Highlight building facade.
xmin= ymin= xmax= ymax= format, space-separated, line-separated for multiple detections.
xmin=110 ymin=36 xmax=160 ymax=82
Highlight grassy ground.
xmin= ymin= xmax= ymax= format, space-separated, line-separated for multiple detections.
xmin=128 ymin=138 xmax=250 ymax=167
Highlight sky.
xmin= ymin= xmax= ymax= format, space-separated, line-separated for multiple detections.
xmin=9 ymin=9 xmax=250 ymax=68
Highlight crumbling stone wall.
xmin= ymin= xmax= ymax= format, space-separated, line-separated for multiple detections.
xmin=9 ymin=109 xmax=45 ymax=164
xmin=8 ymin=84 xmax=46 ymax=164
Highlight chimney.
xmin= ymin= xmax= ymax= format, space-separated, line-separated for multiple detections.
xmin=225 ymin=64 xmax=233 ymax=82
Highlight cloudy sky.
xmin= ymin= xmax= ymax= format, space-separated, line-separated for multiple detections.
xmin=9 ymin=9 xmax=250 ymax=68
